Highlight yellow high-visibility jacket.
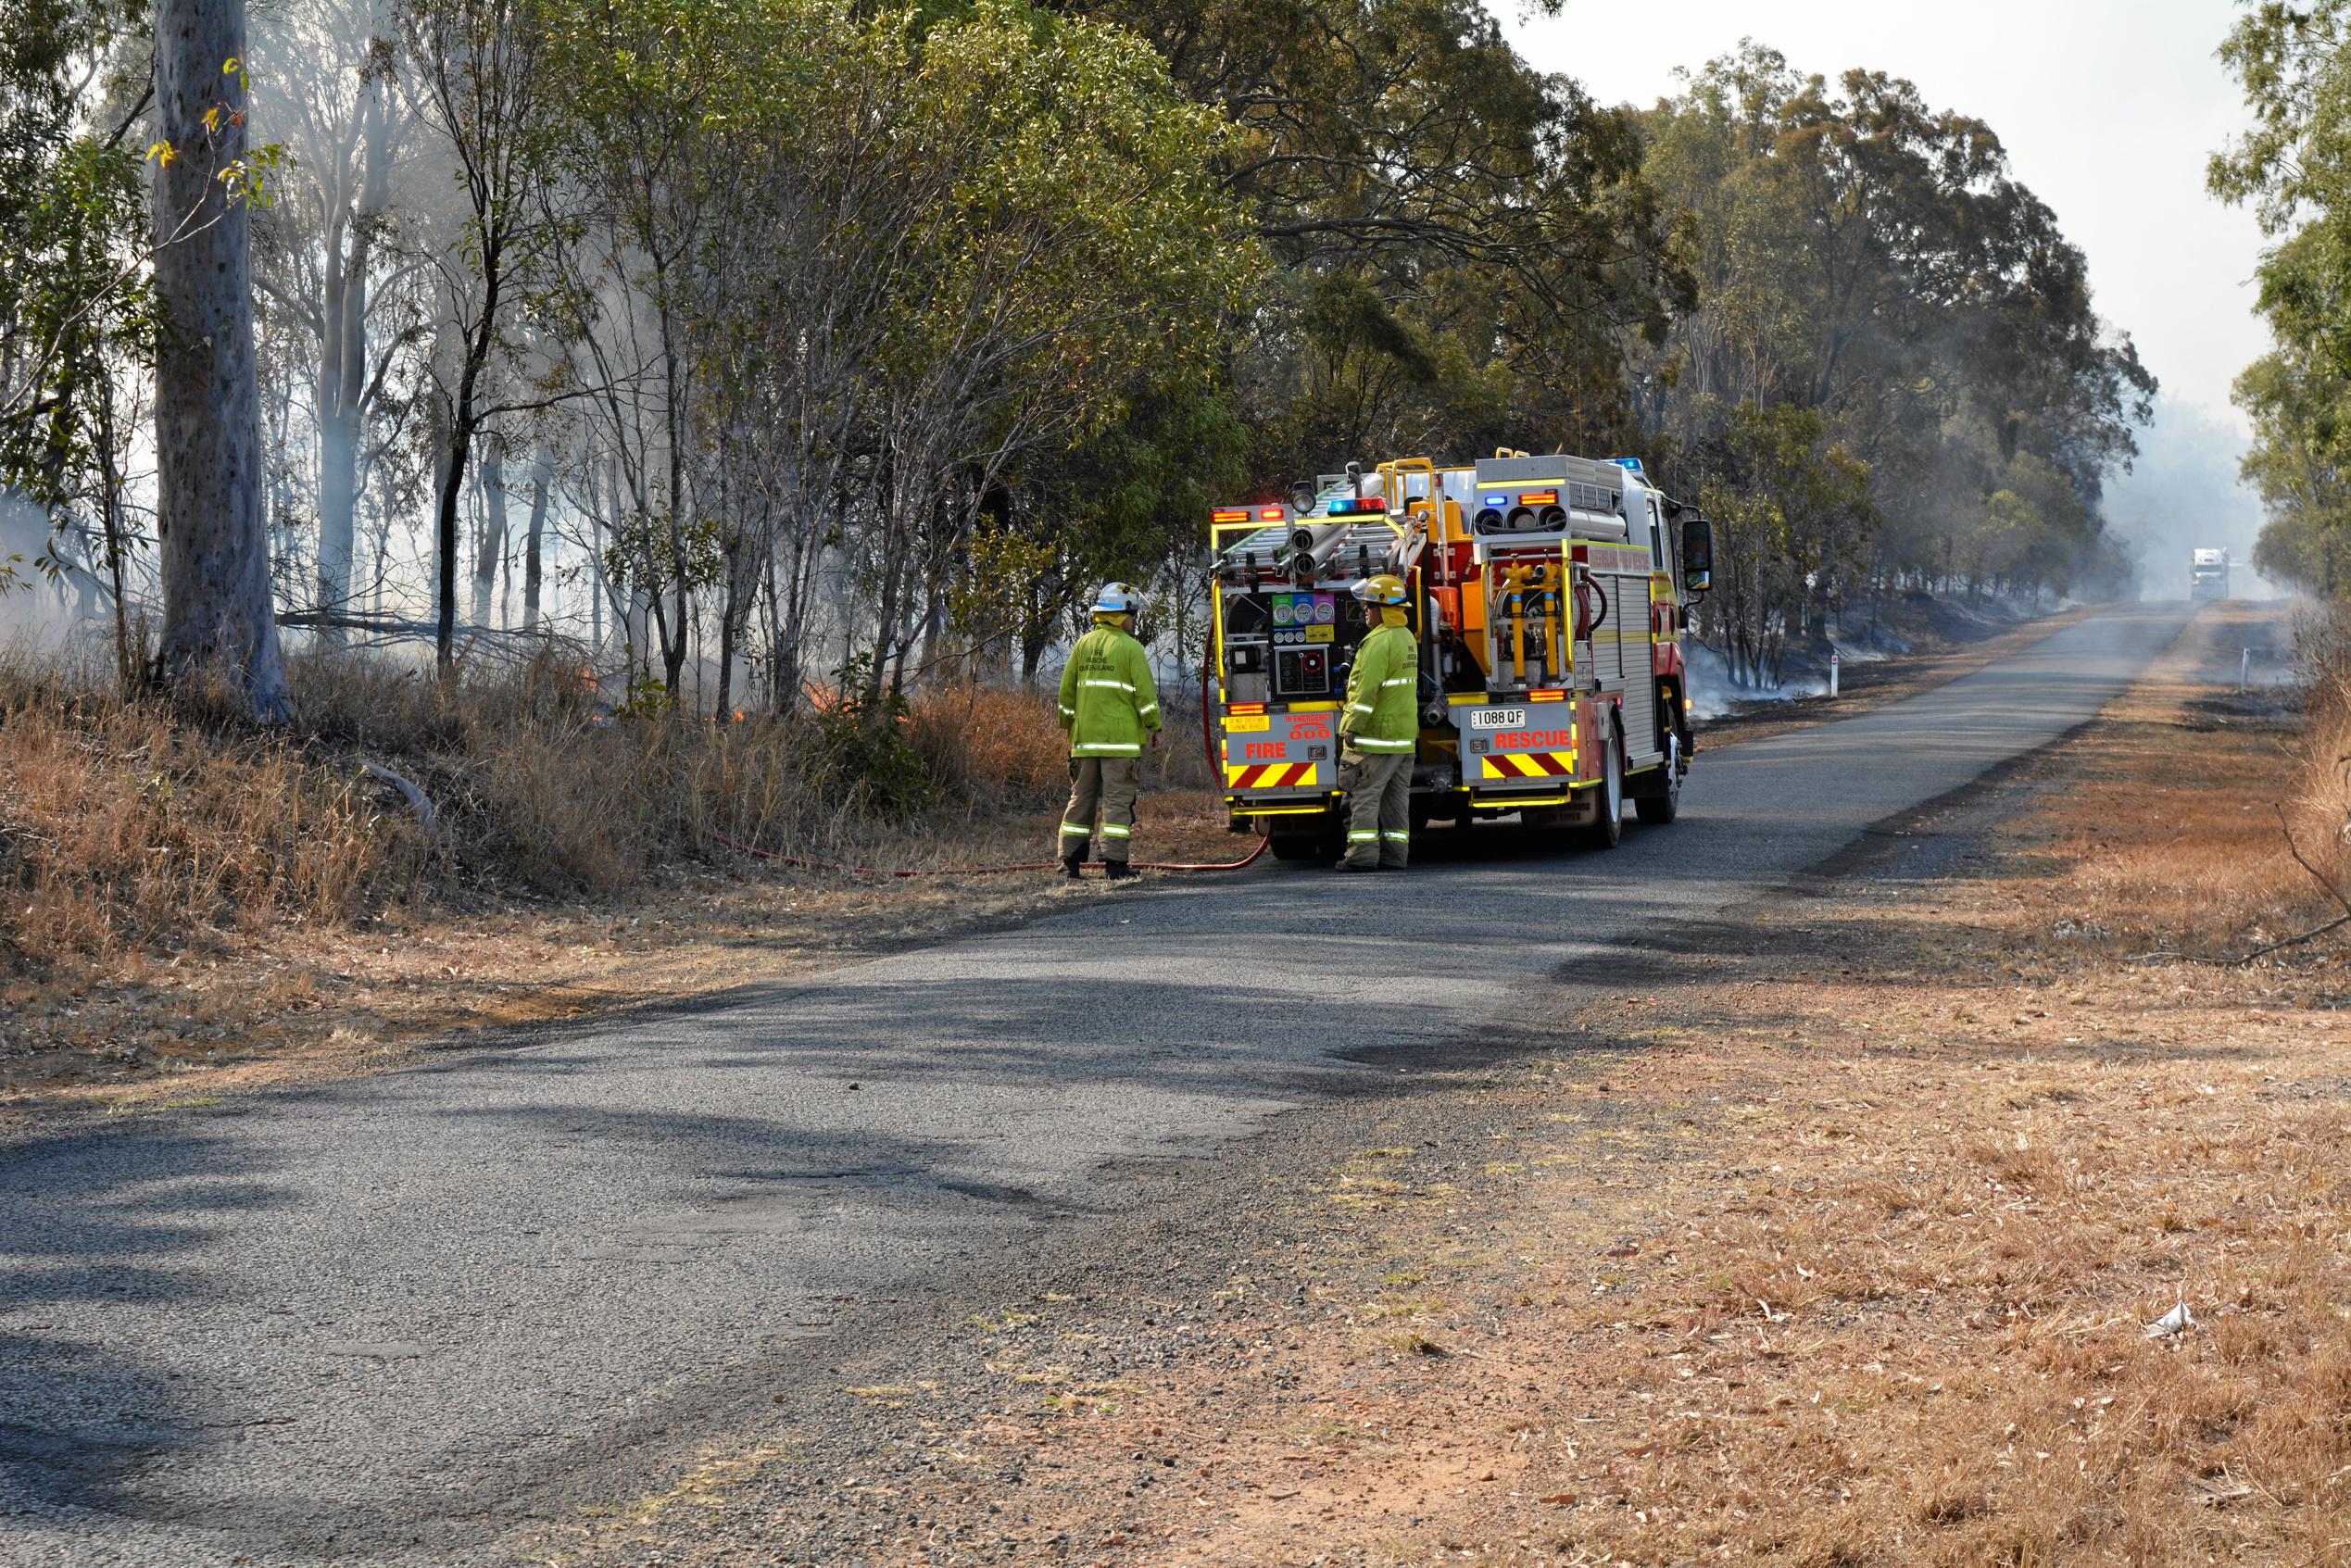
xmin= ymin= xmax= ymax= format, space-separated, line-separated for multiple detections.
xmin=1343 ymin=622 xmax=1418 ymax=753
xmin=1057 ymin=622 xmax=1162 ymax=757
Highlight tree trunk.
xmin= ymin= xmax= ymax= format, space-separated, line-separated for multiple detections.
xmin=522 ymin=449 xmax=549 ymax=631
xmin=473 ymin=446 xmax=506 ymax=628
xmin=715 ymin=570 xmax=737 ymax=717
xmin=152 ymin=0 xmax=289 ymax=721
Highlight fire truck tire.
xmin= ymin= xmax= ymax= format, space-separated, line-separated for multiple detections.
xmin=1579 ymin=728 xmax=1624 ymax=850
xmin=1634 ymin=734 xmax=1681 ymax=825
xmin=1268 ymin=826 xmax=1339 ymax=864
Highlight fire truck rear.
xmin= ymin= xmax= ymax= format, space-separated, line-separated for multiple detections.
xmin=1207 ymin=453 xmax=1715 ymax=862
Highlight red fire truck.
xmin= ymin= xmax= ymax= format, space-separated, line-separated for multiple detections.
xmin=1206 ymin=452 xmax=1713 ymax=862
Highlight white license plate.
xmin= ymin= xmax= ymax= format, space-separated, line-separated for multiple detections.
xmin=1465 ymin=708 xmax=1528 ymax=731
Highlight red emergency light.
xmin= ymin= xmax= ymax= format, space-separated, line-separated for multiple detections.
xmin=1258 ymin=505 xmax=1284 ymax=520
xmin=1212 ymin=508 xmax=1250 ymax=523
xmin=1226 ymin=701 xmax=1266 ymax=715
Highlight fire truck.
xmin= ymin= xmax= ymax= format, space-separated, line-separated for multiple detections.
xmin=1206 ymin=452 xmax=1714 ymax=862
xmin=2189 ymin=548 xmax=2230 ymax=601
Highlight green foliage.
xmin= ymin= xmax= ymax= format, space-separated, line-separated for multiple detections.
xmin=811 ymin=658 xmax=938 ymax=821
xmin=1637 ymin=45 xmax=2150 ymax=659
xmin=2213 ymin=2 xmax=2351 ymax=596
xmin=0 ymin=0 xmax=156 ymax=522
xmin=1070 ymin=0 xmax=1678 ymax=483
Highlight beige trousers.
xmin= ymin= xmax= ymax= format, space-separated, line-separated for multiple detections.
xmin=1059 ymin=757 xmax=1141 ymax=862
xmin=1339 ymin=748 xmax=1412 ymax=869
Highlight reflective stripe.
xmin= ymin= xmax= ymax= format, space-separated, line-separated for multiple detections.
xmin=1381 ymin=677 xmax=1414 ymax=687
xmin=1353 ymin=737 xmax=1414 ymax=751
xmin=1072 ymin=744 xmax=1142 ymax=755
xmin=1350 ymin=702 xmax=1375 ymax=714
xmin=1079 ymin=679 xmax=1137 ymax=692
xmin=1347 ymin=831 xmax=1378 ymax=842
xmin=1100 ymin=824 xmax=1131 ymax=838
xmin=1381 ymin=831 xmax=1409 ymax=841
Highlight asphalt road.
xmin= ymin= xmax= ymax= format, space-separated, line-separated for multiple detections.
xmin=0 ymin=601 xmax=2197 ymax=1567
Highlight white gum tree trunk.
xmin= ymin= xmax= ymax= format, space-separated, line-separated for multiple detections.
xmin=152 ymin=0 xmax=290 ymax=721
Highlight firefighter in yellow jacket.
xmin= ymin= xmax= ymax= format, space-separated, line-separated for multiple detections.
xmin=1339 ymin=573 xmax=1418 ymax=872
xmin=1055 ymin=582 xmax=1162 ymax=880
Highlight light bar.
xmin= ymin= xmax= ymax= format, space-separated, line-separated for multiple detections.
xmin=1226 ymin=702 xmax=1266 ymax=715
xmin=1212 ymin=508 xmax=1250 ymax=523
xmin=1326 ymin=496 xmax=1389 ymax=517
xmin=1528 ymin=688 xmax=1565 ymax=703
xmin=1519 ymin=490 xmax=1559 ymax=506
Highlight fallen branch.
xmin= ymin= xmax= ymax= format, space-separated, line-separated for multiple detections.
xmin=360 ymin=759 xmax=439 ymax=834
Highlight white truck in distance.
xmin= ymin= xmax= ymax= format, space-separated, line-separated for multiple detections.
xmin=2189 ymin=549 xmax=2230 ymax=601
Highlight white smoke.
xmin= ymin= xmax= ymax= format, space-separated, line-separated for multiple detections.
xmin=0 ymin=489 xmax=125 ymax=662
xmin=2103 ymin=398 xmax=2283 ymax=599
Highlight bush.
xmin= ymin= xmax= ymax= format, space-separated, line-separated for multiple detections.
xmin=906 ymin=682 xmax=1071 ymax=806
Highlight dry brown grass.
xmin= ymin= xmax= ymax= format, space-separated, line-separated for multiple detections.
xmin=2026 ymin=603 xmax=2350 ymax=967
xmin=0 ymin=672 xmax=413 ymax=970
xmin=0 ymin=647 xmax=1236 ymax=1111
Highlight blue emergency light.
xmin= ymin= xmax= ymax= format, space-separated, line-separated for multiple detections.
xmin=1326 ymin=495 xmax=1389 ymax=517
xmin=1610 ymin=457 xmax=1649 ymax=478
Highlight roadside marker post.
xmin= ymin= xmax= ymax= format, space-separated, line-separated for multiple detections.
xmin=1829 ymin=650 xmax=1840 ymax=699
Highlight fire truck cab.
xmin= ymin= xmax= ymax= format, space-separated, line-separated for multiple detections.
xmin=1208 ymin=453 xmax=1714 ymax=863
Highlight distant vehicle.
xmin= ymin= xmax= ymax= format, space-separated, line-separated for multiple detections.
xmin=2189 ymin=548 xmax=2230 ymax=601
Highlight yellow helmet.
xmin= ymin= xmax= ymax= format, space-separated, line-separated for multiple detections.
xmin=1353 ymin=572 xmax=1408 ymax=608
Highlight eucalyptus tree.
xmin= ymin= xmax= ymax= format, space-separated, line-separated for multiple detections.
xmin=150 ymin=0 xmax=292 ymax=719
xmin=1636 ymin=46 xmax=2150 ymax=659
xmin=1067 ymin=0 xmax=1676 ymax=479
xmin=2212 ymin=0 xmax=2351 ymax=596
xmin=852 ymin=0 xmax=1258 ymax=698
xmin=253 ymin=0 xmax=418 ymax=633
xmin=0 ymin=0 xmax=157 ymax=684
xmin=400 ymin=0 xmax=562 ymax=671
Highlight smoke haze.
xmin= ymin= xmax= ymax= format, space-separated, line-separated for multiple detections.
xmin=2104 ymin=397 xmax=2281 ymax=599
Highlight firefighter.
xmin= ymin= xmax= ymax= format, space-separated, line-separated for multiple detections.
xmin=1338 ymin=572 xmax=1417 ymax=872
xmin=1055 ymin=582 xmax=1162 ymax=880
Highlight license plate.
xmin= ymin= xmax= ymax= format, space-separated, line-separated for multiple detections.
xmin=1466 ymin=708 xmax=1528 ymax=731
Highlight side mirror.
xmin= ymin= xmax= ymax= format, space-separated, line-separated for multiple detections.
xmin=1680 ymin=517 xmax=1714 ymax=595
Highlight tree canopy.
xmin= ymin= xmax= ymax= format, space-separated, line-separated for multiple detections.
xmin=1 ymin=0 xmax=2160 ymax=718
xmin=2214 ymin=0 xmax=2351 ymax=596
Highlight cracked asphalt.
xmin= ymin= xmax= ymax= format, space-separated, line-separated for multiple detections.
xmin=0 ymin=601 xmax=2195 ymax=1567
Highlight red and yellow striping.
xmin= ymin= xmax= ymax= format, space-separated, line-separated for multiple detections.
xmin=1226 ymin=761 xmax=1320 ymax=789
xmin=1478 ymin=750 xmax=1575 ymax=781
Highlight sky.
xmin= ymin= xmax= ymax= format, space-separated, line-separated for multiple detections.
xmin=1501 ymin=0 xmax=2284 ymax=589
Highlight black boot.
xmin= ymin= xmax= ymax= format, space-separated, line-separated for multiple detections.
xmin=1061 ymin=854 xmax=1086 ymax=879
xmin=1102 ymin=860 xmax=1138 ymax=882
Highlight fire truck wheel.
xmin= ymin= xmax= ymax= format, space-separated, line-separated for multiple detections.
xmin=1579 ymin=729 xmax=1624 ymax=851
xmin=1634 ymin=734 xmax=1681 ymax=825
xmin=1268 ymin=829 xmax=1337 ymax=865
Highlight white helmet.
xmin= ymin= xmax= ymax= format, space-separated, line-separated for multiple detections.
xmin=1092 ymin=581 xmax=1143 ymax=616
